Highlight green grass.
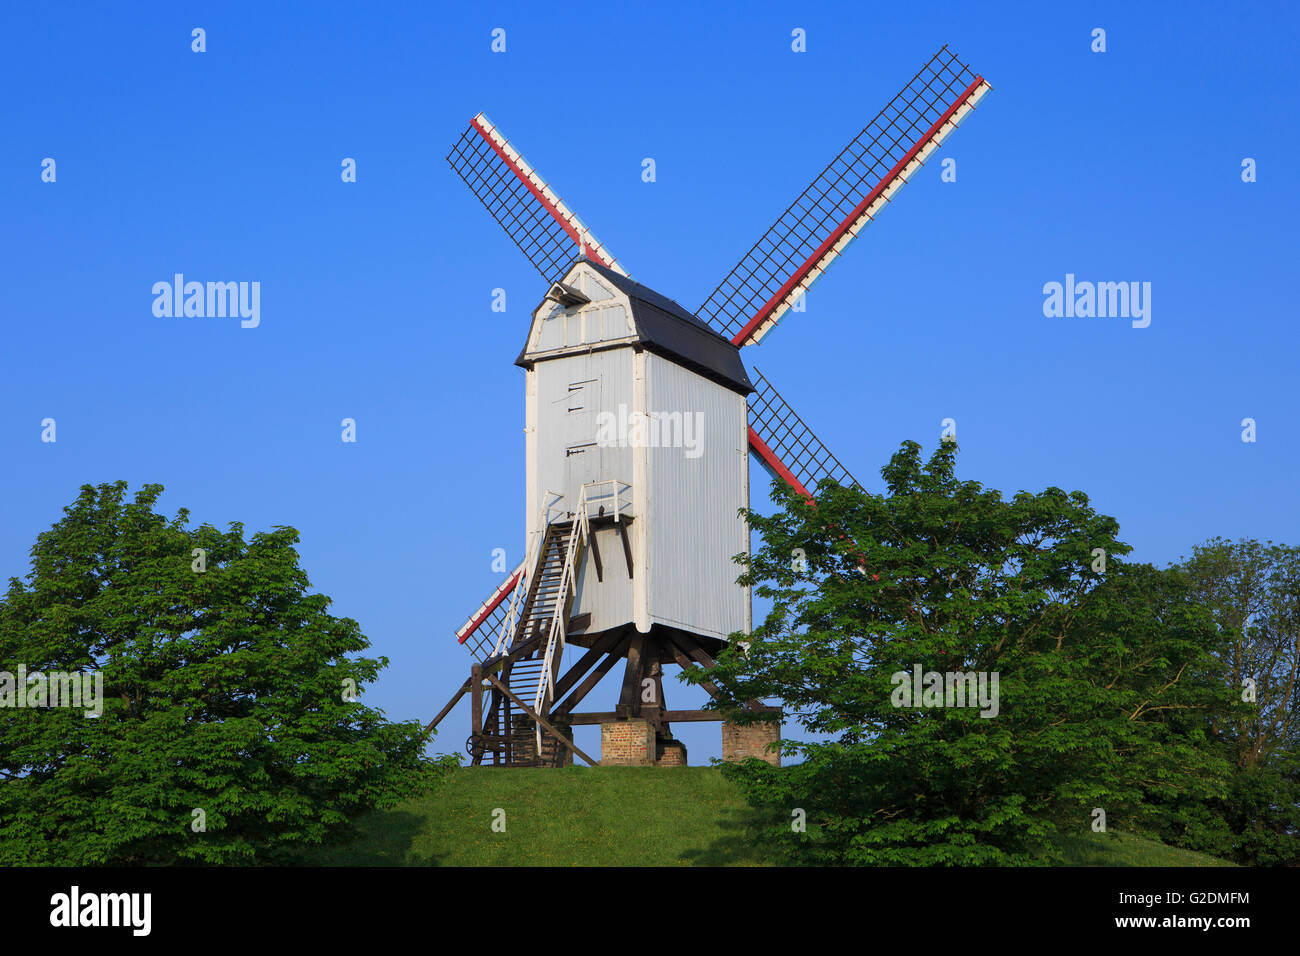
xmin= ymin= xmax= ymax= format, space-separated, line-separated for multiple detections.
xmin=1046 ymin=830 xmax=1235 ymax=867
xmin=298 ymin=766 xmax=769 ymax=866
xmin=294 ymin=765 xmax=1236 ymax=867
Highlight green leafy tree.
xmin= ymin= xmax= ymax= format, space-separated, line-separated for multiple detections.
xmin=1180 ymin=538 xmax=1300 ymax=768
xmin=0 ymin=481 xmax=440 ymax=865
xmin=693 ymin=441 xmax=1233 ymax=865
xmin=1159 ymin=538 xmax=1300 ymax=865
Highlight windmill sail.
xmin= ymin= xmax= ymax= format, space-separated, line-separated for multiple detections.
xmin=446 ymin=113 xmax=627 ymax=283
xmin=697 ymin=46 xmax=991 ymax=346
xmin=747 ymin=368 xmax=858 ymax=498
xmin=454 ymin=562 xmax=525 ymax=660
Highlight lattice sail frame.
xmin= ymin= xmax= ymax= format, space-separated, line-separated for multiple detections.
xmin=446 ymin=113 xmax=627 ymax=283
xmin=455 ymin=563 xmax=524 ymax=659
xmin=697 ymin=46 xmax=991 ymax=346
xmin=747 ymin=368 xmax=859 ymax=499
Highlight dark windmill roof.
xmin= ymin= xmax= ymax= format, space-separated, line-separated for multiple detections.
xmin=516 ymin=257 xmax=753 ymax=395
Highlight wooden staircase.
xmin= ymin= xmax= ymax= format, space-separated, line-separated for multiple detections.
xmin=511 ymin=521 xmax=575 ymax=652
xmin=475 ymin=520 xmax=582 ymax=767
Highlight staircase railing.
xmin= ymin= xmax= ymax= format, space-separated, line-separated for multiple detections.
xmin=492 ymin=490 xmax=565 ymax=659
xmin=531 ymin=507 xmax=586 ymax=748
xmin=579 ymin=478 xmax=633 ymax=522
xmin=492 ymin=528 xmax=540 ymax=659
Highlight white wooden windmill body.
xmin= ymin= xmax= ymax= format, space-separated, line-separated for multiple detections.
xmin=521 ymin=259 xmax=753 ymax=647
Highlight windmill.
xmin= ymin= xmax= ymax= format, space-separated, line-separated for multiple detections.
xmin=426 ymin=46 xmax=991 ymax=768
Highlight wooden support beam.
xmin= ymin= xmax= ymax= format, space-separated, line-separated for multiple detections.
xmin=664 ymin=633 xmax=726 ymax=703
xmin=482 ymin=673 xmax=599 ymax=767
xmin=554 ymin=634 xmax=628 ymax=716
xmin=618 ymin=632 xmax=646 ymax=718
xmin=678 ymin=636 xmax=718 ymax=668
xmin=424 ymin=678 xmax=470 ymax=734
xmin=470 ymin=664 xmax=484 ymax=766
xmin=589 ymin=531 xmax=604 ymax=582
xmin=486 ymin=686 xmax=505 ymax=766
xmin=640 ymin=638 xmax=666 ymax=734
xmin=552 ymin=630 xmax=624 ymax=701
xmin=617 ymin=522 xmax=634 ymax=577
xmin=663 ymin=631 xmax=769 ymax=714
xmin=566 ymin=708 xmax=778 ymax=726
xmin=651 ymin=662 xmax=666 ymax=717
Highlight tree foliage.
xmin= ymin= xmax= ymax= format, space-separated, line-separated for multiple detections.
xmin=1180 ymin=537 xmax=1300 ymax=768
xmin=1158 ymin=537 xmax=1300 ymax=865
xmin=693 ymin=442 xmax=1234 ymax=865
xmin=0 ymin=481 xmax=440 ymax=865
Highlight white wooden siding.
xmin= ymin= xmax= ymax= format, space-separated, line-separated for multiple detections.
xmin=521 ymin=261 xmax=750 ymax=645
xmin=643 ymin=352 xmax=749 ymax=642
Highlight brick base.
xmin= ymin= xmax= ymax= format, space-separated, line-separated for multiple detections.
xmin=722 ymin=716 xmax=781 ymax=766
xmin=601 ymin=719 xmax=656 ymax=766
xmin=655 ymin=738 xmax=688 ymax=767
xmin=600 ymin=721 xmax=692 ymax=767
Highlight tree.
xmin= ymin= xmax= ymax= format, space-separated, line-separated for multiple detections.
xmin=1179 ymin=538 xmax=1300 ymax=768
xmin=693 ymin=441 xmax=1232 ymax=865
xmin=0 ymin=481 xmax=440 ymax=865
xmin=1161 ymin=538 xmax=1300 ymax=865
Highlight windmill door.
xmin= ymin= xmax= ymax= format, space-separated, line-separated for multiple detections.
xmin=560 ymin=377 xmax=601 ymax=514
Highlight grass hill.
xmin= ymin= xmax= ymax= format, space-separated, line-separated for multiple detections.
xmin=295 ymin=766 xmax=1235 ymax=867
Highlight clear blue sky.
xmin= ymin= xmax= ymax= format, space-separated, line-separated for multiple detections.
xmin=3 ymin=1 xmax=1297 ymax=763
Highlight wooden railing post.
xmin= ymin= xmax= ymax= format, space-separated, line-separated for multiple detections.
xmin=470 ymin=663 xmax=483 ymax=764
